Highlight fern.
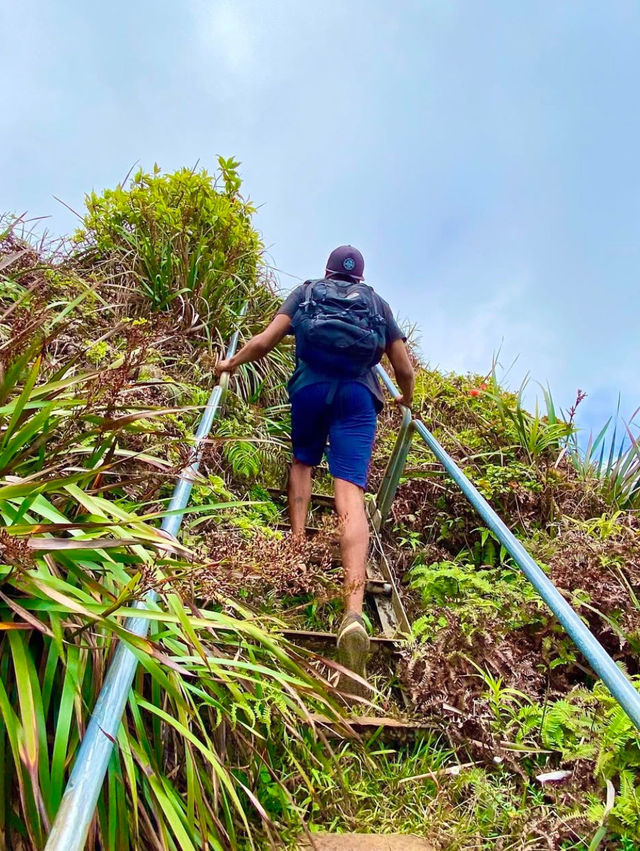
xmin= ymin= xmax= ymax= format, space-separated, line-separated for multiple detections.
xmin=596 ymin=704 xmax=640 ymax=778
xmin=511 ymin=703 xmax=543 ymax=741
xmin=224 ymin=439 xmax=261 ymax=478
xmin=614 ymin=771 xmax=640 ymax=832
xmin=540 ymin=698 xmax=598 ymax=761
xmin=410 ymin=560 xmax=496 ymax=605
xmin=411 ymin=615 xmax=434 ymax=640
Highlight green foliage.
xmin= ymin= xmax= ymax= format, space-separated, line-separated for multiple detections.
xmin=6 ymin=166 xmax=640 ymax=850
xmin=276 ymin=731 xmax=591 ymax=849
xmin=85 ymin=338 xmax=109 ymax=364
xmin=224 ymin=438 xmax=262 ymax=479
xmin=0 ymin=487 xmax=340 ymax=848
xmin=79 ymin=159 xmax=274 ymax=334
xmin=511 ymin=687 xmax=640 ymax=840
xmin=568 ymin=403 xmax=640 ymax=509
xmin=538 ymin=697 xmax=599 ymax=760
xmin=596 ymin=705 xmax=640 ymax=783
xmin=0 ymin=310 xmax=342 ymax=849
xmin=409 ymin=556 xmax=540 ymax=637
xmin=470 ymin=462 xmax=542 ymax=502
xmin=470 ymin=661 xmax=533 ymax=726
xmin=571 ymin=511 xmax=627 ymax=541
xmin=472 ymin=525 xmax=510 ymax=567
xmin=411 ymin=559 xmax=497 ymax=605
xmin=216 ymin=401 xmax=290 ymax=487
xmin=394 ymin=523 xmax=423 ymax=551
xmin=486 ymin=369 xmax=575 ymax=462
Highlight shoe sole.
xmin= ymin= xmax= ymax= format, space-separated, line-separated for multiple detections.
xmin=337 ymin=624 xmax=370 ymax=681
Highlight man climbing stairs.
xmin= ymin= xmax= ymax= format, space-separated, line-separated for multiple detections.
xmin=268 ymin=488 xmax=411 ymax=699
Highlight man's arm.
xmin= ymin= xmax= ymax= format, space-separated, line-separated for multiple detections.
xmin=214 ymin=313 xmax=291 ymax=375
xmin=385 ymin=338 xmax=415 ymax=408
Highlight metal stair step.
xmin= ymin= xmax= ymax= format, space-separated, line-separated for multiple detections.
xmin=273 ymin=522 xmax=321 ymax=536
xmin=267 ymin=487 xmax=335 ymax=507
xmin=307 ymin=713 xmax=432 ymax=733
xmin=279 ymin=627 xmax=400 ymax=650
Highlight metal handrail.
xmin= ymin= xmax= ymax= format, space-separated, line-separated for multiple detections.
xmin=46 ymin=309 xmax=246 ymax=850
xmin=373 ymin=364 xmax=640 ymax=731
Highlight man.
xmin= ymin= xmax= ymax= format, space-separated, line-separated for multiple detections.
xmin=215 ymin=246 xmax=414 ymax=678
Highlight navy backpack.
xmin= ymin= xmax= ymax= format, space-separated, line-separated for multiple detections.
xmin=292 ymin=278 xmax=387 ymax=378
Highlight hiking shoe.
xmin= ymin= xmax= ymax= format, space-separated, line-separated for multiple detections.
xmin=336 ymin=613 xmax=370 ymax=684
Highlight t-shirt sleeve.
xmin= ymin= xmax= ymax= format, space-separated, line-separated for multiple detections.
xmin=380 ymin=298 xmax=406 ymax=347
xmin=277 ymin=284 xmax=306 ymax=321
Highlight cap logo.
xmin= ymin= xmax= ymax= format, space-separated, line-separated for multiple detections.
xmin=343 ymin=257 xmax=356 ymax=271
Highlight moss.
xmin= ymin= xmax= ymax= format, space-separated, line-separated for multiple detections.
xmin=85 ymin=339 xmax=109 ymax=364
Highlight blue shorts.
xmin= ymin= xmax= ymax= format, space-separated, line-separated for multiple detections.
xmin=290 ymin=381 xmax=378 ymax=489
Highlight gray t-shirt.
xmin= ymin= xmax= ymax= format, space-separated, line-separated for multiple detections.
xmin=277 ymin=280 xmax=406 ymax=412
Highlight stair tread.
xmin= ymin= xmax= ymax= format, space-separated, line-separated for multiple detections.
xmin=280 ymin=627 xmax=401 ymax=648
xmin=267 ymin=487 xmax=335 ymax=507
xmin=308 ymin=713 xmax=432 ymax=731
xmin=273 ymin=522 xmax=321 ymax=535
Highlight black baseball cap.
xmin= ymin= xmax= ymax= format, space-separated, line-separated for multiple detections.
xmin=325 ymin=245 xmax=365 ymax=281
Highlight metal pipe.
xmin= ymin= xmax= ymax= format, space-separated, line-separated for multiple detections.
xmin=374 ymin=365 xmax=412 ymax=526
xmin=374 ymin=364 xmax=640 ymax=731
xmin=376 ymin=408 xmax=412 ymax=525
xmin=46 ymin=309 xmax=246 ymax=850
xmin=375 ymin=363 xmax=402 ymax=400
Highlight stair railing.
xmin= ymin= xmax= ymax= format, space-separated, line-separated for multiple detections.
xmin=46 ymin=307 xmax=247 ymax=851
xmin=373 ymin=363 xmax=640 ymax=731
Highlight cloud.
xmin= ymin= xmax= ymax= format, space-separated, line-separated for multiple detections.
xmin=411 ymin=276 xmax=555 ymax=384
xmin=191 ymin=1 xmax=256 ymax=77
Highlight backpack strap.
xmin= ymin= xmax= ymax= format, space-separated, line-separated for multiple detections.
xmin=364 ymin=284 xmax=385 ymax=321
xmin=291 ymin=281 xmax=318 ymax=329
xmin=299 ymin=279 xmax=324 ymax=311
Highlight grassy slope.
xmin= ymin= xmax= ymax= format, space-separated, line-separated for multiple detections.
xmin=1 ymin=166 xmax=640 ymax=849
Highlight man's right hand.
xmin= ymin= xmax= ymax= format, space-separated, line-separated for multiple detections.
xmin=385 ymin=339 xmax=415 ymax=412
xmin=214 ymin=358 xmax=236 ymax=376
xmin=394 ymin=395 xmax=412 ymax=410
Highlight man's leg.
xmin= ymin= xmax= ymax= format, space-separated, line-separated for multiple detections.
xmin=334 ymin=477 xmax=369 ymax=614
xmin=334 ymin=475 xmax=370 ymax=685
xmin=288 ymin=459 xmax=313 ymax=536
xmin=288 ymin=384 xmax=330 ymax=537
xmin=328 ymin=384 xmax=377 ymax=685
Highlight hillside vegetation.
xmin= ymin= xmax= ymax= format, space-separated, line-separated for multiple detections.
xmin=1 ymin=162 xmax=639 ymax=850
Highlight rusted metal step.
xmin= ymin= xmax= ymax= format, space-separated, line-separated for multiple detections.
xmin=273 ymin=522 xmax=321 ymax=536
xmin=367 ymin=558 xmax=410 ymax=635
xmin=280 ymin=627 xmax=400 ymax=651
xmin=366 ymin=578 xmax=392 ymax=596
xmin=267 ymin=487 xmax=335 ymax=507
xmin=307 ymin=713 xmax=433 ymax=734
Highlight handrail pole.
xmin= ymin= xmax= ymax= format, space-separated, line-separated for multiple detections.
xmin=46 ymin=308 xmax=246 ymax=851
xmin=373 ymin=365 xmax=413 ymax=527
xmin=375 ymin=364 xmax=640 ymax=731
xmin=376 ymin=409 xmax=413 ymax=527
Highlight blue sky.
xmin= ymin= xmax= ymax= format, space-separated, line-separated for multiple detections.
xmin=2 ymin=1 xmax=639 ymax=435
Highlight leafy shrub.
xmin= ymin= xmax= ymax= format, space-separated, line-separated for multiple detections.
xmin=470 ymin=462 xmax=542 ymax=502
xmin=78 ymin=159 xmax=275 ymax=335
